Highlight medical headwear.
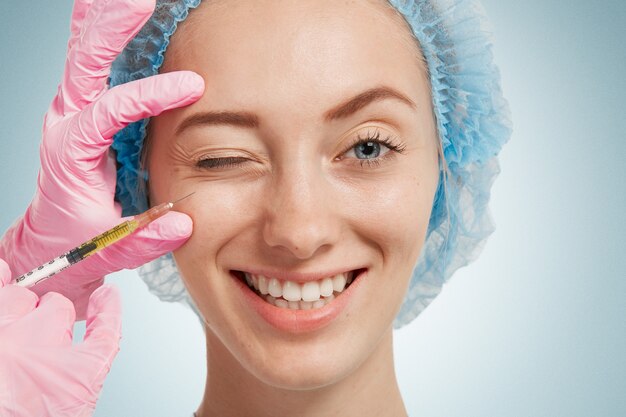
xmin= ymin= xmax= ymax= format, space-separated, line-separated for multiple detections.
xmin=109 ymin=0 xmax=512 ymax=328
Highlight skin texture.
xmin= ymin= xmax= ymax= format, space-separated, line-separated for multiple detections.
xmin=146 ymin=1 xmax=440 ymax=415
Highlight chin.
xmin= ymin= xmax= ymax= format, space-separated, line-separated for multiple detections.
xmin=246 ymin=352 xmax=358 ymax=391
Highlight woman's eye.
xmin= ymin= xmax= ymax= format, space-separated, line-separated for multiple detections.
xmin=196 ymin=156 xmax=248 ymax=169
xmin=346 ymin=141 xmax=388 ymax=160
xmin=342 ymin=130 xmax=406 ymax=167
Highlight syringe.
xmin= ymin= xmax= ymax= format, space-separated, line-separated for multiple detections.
xmin=15 ymin=192 xmax=194 ymax=287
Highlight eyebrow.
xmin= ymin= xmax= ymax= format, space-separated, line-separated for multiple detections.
xmin=323 ymin=86 xmax=416 ymax=121
xmin=175 ymin=111 xmax=260 ymax=135
xmin=175 ymin=86 xmax=415 ymax=135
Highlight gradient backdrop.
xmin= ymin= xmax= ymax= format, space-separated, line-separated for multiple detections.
xmin=0 ymin=1 xmax=624 ymax=416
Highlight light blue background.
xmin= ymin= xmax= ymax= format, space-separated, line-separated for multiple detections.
xmin=1 ymin=1 xmax=624 ymax=416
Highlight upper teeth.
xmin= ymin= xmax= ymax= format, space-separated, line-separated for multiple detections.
xmin=244 ymin=272 xmax=352 ymax=302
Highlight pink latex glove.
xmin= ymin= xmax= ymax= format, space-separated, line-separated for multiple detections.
xmin=0 ymin=258 xmax=122 ymax=417
xmin=0 ymin=0 xmax=205 ymax=319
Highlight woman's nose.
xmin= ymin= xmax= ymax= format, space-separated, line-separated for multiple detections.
xmin=262 ymin=169 xmax=341 ymax=260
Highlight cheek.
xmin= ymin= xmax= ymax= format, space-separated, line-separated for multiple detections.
xmin=346 ymin=170 xmax=437 ymax=327
xmin=172 ymin=180 xmax=264 ymax=261
xmin=351 ymin=171 xmax=436 ymax=265
xmin=168 ymin=182 xmax=264 ymax=323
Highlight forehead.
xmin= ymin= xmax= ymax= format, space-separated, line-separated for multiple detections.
xmin=162 ymin=0 xmax=429 ymax=116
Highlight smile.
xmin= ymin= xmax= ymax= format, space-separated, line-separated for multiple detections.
xmin=230 ymin=268 xmax=367 ymax=333
xmin=232 ymin=269 xmax=363 ymax=309
xmin=239 ymin=271 xmax=357 ymax=310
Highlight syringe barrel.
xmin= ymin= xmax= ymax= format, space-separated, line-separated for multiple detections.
xmin=78 ymin=221 xmax=137 ymax=258
xmin=15 ymin=200 xmax=181 ymax=288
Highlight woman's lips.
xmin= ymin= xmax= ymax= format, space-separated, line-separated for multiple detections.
xmin=230 ymin=269 xmax=367 ymax=334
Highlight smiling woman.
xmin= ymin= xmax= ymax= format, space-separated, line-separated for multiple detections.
xmin=108 ymin=0 xmax=510 ymax=415
xmin=0 ymin=0 xmax=511 ymax=415
xmin=141 ymin=4 xmax=442 ymax=413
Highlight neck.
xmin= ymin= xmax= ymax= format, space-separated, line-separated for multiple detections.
xmin=196 ymin=327 xmax=407 ymax=417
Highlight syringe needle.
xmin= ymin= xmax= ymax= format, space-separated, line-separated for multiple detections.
xmin=171 ymin=192 xmax=195 ymax=206
xmin=134 ymin=192 xmax=195 ymax=228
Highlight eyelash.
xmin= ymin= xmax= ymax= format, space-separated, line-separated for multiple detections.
xmin=196 ymin=156 xmax=249 ymax=169
xmin=195 ymin=130 xmax=406 ymax=170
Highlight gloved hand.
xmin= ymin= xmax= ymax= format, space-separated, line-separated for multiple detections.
xmin=0 ymin=0 xmax=205 ymax=319
xmin=0 ymin=258 xmax=122 ymax=417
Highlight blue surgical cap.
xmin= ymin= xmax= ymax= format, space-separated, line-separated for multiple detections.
xmin=109 ymin=0 xmax=512 ymax=328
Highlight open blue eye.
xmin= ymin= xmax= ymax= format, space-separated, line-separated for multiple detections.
xmin=343 ymin=129 xmax=406 ymax=166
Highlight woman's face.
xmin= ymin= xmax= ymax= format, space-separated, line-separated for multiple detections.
xmin=148 ymin=0 xmax=439 ymax=389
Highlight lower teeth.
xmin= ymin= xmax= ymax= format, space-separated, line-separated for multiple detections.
xmin=264 ymin=293 xmax=338 ymax=310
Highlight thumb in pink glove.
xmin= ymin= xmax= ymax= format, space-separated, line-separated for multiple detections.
xmin=0 ymin=0 xmax=205 ymax=319
xmin=0 ymin=258 xmax=122 ymax=417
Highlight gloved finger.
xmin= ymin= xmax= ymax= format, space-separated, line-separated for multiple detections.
xmin=0 ymin=258 xmax=11 ymax=287
xmin=64 ymin=71 xmax=204 ymax=167
xmin=60 ymin=0 xmax=157 ymax=113
xmin=0 ymin=259 xmax=39 ymax=320
xmin=66 ymin=0 xmax=96 ymax=53
xmin=0 ymin=285 xmax=38 ymax=320
xmin=93 ymin=210 xmax=193 ymax=272
xmin=19 ymin=292 xmax=76 ymax=345
xmin=82 ymin=284 xmax=122 ymax=365
xmin=28 ymin=276 xmax=104 ymax=323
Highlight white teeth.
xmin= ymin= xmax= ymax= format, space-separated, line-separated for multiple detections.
xmin=252 ymin=274 xmax=258 ymax=288
xmin=332 ymin=274 xmax=346 ymax=292
xmin=268 ymin=278 xmax=282 ymax=298
xmin=243 ymin=271 xmax=356 ymax=308
xmin=320 ymin=277 xmax=333 ymax=297
xmin=282 ymin=281 xmax=302 ymax=302
xmin=301 ymin=281 xmax=321 ymax=302
xmin=258 ymin=275 xmax=269 ymax=295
